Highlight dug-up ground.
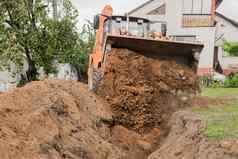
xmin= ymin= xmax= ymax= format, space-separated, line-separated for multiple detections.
xmin=0 ymin=49 xmax=238 ymax=159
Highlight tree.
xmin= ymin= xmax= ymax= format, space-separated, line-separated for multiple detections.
xmin=0 ymin=0 xmax=78 ymax=82
xmin=58 ymin=21 xmax=95 ymax=81
xmin=223 ymin=41 xmax=238 ymax=56
xmin=222 ymin=40 xmax=238 ymax=87
xmin=0 ymin=0 xmax=41 ymax=81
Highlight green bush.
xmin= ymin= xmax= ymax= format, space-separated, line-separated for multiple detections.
xmin=210 ymin=81 xmax=222 ymax=88
xmin=200 ymin=76 xmax=212 ymax=87
xmin=224 ymin=73 xmax=238 ymax=88
xmin=199 ymin=76 xmax=223 ymax=88
xmin=223 ymin=41 xmax=238 ymax=56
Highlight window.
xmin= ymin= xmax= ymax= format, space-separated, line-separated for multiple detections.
xmin=193 ymin=0 xmax=202 ymax=14
xmin=129 ymin=21 xmax=146 ymax=37
xmin=170 ymin=35 xmax=197 ymax=42
xmin=183 ymin=0 xmax=193 ymax=14
xmin=111 ymin=19 xmax=127 ymax=35
xmin=182 ymin=0 xmax=212 ymax=14
xmin=104 ymin=20 xmax=110 ymax=33
xmin=147 ymin=4 xmax=166 ymax=15
xmin=203 ymin=0 xmax=212 ymax=14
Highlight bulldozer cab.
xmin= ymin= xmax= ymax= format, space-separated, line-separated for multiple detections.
xmin=94 ymin=15 xmax=167 ymax=39
xmin=96 ymin=15 xmax=203 ymax=63
xmin=106 ymin=16 xmax=150 ymax=38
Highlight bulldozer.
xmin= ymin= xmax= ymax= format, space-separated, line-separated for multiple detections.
xmin=88 ymin=5 xmax=204 ymax=90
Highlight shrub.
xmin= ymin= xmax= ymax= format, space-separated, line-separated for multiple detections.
xmin=224 ymin=73 xmax=238 ymax=88
xmin=200 ymin=76 xmax=212 ymax=87
xmin=199 ymin=76 xmax=223 ymax=88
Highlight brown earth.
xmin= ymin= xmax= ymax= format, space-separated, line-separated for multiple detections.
xmin=0 ymin=80 xmax=237 ymax=159
xmin=0 ymin=80 xmax=168 ymax=159
xmin=191 ymin=96 xmax=228 ymax=108
xmin=0 ymin=49 xmax=236 ymax=159
xmin=148 ymin=111 xmax=238 ymax=159
xmin=97 ymin=49 xmax=199 ymax=133
xmin=0 ymin=80 xmax=124 ymax=159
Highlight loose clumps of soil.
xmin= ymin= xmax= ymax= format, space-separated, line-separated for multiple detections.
xmin=0 ymin=80 xmax=237 ymax=159
xmin=0 ymin=49 xmax=236 ymax=159
xmin=0 ymin=80 xmax=167 ymax=159
xmin=0 ymin=80 xmax=125 ymax=159
xmin=97 ymin=49 xmax=199 ymax=133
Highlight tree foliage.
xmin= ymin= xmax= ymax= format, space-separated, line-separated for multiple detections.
xmin=224 ymin=73 xmax=238 ymax=88
xmin=223 ymin=41 xmax=238 ymax=56
xmin=0 ymin=0 xmax=81 ymax=82
xmin=58 ymin=21 xmax=95 ymax=81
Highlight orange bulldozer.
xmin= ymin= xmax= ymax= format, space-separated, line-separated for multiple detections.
xmin=88 ymin=5 xmax=204 ymax=90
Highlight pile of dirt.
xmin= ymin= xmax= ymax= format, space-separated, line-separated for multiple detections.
xmin=0 ymin=80 xmax=125 ymax=159
xmin=0 ymin=80 xmax=166 ymax=159
xmin=1 ymin=49 xmax=232 ymax=159
xmin=97 ymin=49 xmax=199 ymax=133
xmin=148 ymin=111 xmax=238 ymax=159
xmin=0 ymin=80 xmax=236 ymax=159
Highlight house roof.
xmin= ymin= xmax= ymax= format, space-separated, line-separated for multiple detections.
xmin=216 ymin=0 xmax=238 ymax=26
xmin=128 ymin=0 xmax=155 ymax=15
xmin=128 ymin=0 xmax=238 ymax=28
xmin=216 ymin=12 xmax=238 ymax=27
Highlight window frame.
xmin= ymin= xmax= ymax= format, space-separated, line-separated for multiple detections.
xmin=182 ymin=0 xmax=212 ymax=15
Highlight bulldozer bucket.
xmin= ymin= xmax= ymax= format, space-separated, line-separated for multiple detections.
xmin=106 ymin=34 xmax=204 ymax=58
xmin=89 ymin=34 xmax=204 ymax=90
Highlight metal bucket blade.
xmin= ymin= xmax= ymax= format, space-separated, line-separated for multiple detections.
xmin=106 ymin=35 xmax=204 ymax=57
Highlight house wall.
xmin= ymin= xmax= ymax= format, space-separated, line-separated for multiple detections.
xmin=0 ymin=63 xmax=77 ymax=92
xmin=215 ymin=14 xmax=238 ymax=74
xmin=129 ymin=0 xmax=216 ymax=76
xmin=216 ymin=15 xmax=238 ymax=45
xmin=0 ymin=71 xmax=18 ymax=92
xmin=166 ymin=0 xmax=216 ymax=75
xmin=47 ymin=64 xmax=78 ymax=81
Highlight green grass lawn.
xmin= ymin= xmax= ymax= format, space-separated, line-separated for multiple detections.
xmin=193 ymin=88 xmax=238 ymax=139
xmin=194 ymin=103 xmax=238 ymax=139
xmin=201 ymin=88 xmax=238 ymax=98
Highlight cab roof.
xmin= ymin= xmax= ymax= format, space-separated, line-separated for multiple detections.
xmin=110 ymin=15 xmax=150 ymax=23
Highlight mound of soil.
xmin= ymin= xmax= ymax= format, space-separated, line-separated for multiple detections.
xmin=0 ymin=80 xmax=164 ymax=159
xmin=148 ymin=111 xmax=238 ymax=159
xmin=0 ymin=49 xmax=231 ymax=159
xmin=0 ymin=80 xmax=126 ymax=159
xmin=97 ymin=49 xmax=199 ymax=133
xmin=0 ymin=80 xmax=236 ymax=159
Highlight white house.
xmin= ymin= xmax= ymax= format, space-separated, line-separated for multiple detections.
xmin=0 ymin=63 xmax=78 ymax=92
xmin=215 ymin=0 xmax=238 ymax=75
xmin=0 ymin=62 xmax=22 ymax=92
xmin=0 ymin=71 xmax=18 ymax=92
xmin=128 ymin=0 xmax=217 ymax=76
